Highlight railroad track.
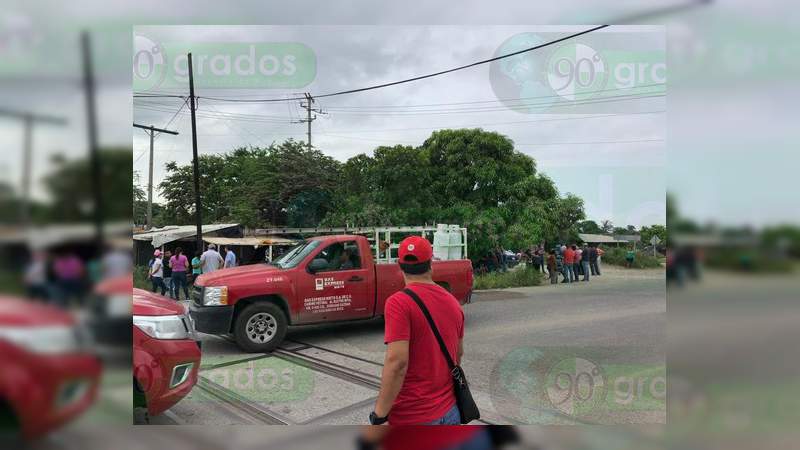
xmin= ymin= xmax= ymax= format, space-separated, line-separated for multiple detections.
xmin=195 ymin=374 xmax=293 ymax=425
xmin=208 ymin=335 xmax=497 ymax=425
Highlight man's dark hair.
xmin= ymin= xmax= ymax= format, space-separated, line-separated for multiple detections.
xmin=399 ymin=254 xmax=431 ymax=275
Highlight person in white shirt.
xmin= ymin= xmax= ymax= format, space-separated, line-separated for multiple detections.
xmin=149 ymin=250 xmax=167 ymax=295
xmin=200 ymin=244 xmax=224 ymax=273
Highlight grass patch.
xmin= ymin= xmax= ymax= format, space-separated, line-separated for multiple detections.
xmin=601 ymin=247 xmax=663 ymax=269
xmin=474 ymin=266 xmax=543 ymax=290
xmin=0 ymin=270 xmax=25 ymax=296
xmin=133 ymin=265 xmax=150 ymax=290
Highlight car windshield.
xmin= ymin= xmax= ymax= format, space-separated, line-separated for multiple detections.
xmin=271 ymin=240 xmax=321 ymax=269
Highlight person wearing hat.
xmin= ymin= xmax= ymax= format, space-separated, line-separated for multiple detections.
xmin=370 ymin=236 xmax=466 ymax=425
xmin=148 ymin=250 xmax=167 ymax=295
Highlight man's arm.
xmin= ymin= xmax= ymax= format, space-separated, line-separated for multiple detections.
xmin=374 ymin=340 xmax=409 ymax=418
xmin=457 ymin=338 xmax=464 ymax=364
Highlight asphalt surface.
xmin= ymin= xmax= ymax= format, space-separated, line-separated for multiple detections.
xmin=37 ymin=266 xmax=800 ymax=450
xmin=155 ymin=264 xmax=666 ymax=426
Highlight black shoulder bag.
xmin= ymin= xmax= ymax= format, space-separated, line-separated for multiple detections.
xmin=403 ymin=288 xmax=480 ymax=424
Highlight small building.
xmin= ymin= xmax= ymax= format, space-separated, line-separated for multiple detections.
xmin=132 ymin=223 xmax=242 ymax=266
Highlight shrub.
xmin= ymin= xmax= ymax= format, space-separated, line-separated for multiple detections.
xmin=601 ymin=247 xmax=662 ymax=269
xmin=134 ymin=265 xmax=151 ymax=290
xmin=473 ymin=266 xmax=543 ymax=290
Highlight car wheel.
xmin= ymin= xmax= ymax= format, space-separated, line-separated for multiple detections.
xmin=234 ymin=303 xmax=287 ymax=353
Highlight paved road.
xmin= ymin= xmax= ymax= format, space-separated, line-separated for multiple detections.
xmin=149 ymin=264 xmax=666 ymax=425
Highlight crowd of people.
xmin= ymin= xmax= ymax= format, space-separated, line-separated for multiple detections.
xmin=522 ymin=243 xmax=604 ymax=284
xmin=22 ymin=246 xmax=133 ymax=307
xmin=147 ymin=243 xmax=238 ymax=300
xmin=474 ymin=242 xmax=605 ymax=285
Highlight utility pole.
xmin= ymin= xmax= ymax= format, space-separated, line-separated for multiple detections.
xmin=81 ymin=31 xmax=104 ymax=249
xmin=0 ymin=108 xmax=66 ymax=226
xmin=133 ymin=123 xmax=178 ymax=229
xmin=188 ymin=53 xmax=204 ymax=252
xmin=296 ymin=93 xmax=325 ymax=150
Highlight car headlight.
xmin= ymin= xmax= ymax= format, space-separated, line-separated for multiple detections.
xmin=0 ymin=325 xmax=83 ymax=354
xmin=133 ymin=315 xmax=190 ymax=340
xmin=202 ymin=286 xmax=228 ymax=306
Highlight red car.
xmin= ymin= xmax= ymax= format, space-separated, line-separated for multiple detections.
xmin=191 ymin=234 xmax=473 ymax=352
xmin=132 ymin=288 xmax=201 ymax=424
xmin=0 ymin=296 xmax=101 ymax=440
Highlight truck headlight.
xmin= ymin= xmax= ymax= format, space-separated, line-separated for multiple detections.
xmin=0 ymin=325 xmax=83 ymax=354
xmin=202 ymin=286 xmax=228 ymax=306
xmin=133 ymin=315 xmax=190 ymax=340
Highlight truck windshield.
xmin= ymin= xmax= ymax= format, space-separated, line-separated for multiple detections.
xmin=271 ymin=240 xmax=321 ymax=269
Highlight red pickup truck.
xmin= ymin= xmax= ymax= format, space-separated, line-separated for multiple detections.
xmin=190 ymin=235 xmax=473 ymax=352
xmin=0 ymin=296 xmax=100 ymax=440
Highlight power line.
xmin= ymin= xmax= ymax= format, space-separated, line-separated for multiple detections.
xmin=319 ymin=83 xmax=665 ymax=110
xmin=319 ymin=93 xmax=664 ymax=116
xmin=195 ymin=25 xmax=609 ymax=103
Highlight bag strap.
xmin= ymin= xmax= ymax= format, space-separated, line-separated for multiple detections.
xmin=402 ymin=287 xmax=456 ymax=370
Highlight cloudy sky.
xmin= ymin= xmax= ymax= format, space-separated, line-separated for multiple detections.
xmin=2 ymin=0 xmax=795 ymax=228
xmin=130 ymin=25 xmax=665 ymax=227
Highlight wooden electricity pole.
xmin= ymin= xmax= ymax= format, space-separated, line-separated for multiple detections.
xmin=0 ymin=109 xmax=66 ymax=226
xmin=187 ymin=53 xmax=203 ymax=251
xmin=133 ymin=123 xmax=178 ymax=229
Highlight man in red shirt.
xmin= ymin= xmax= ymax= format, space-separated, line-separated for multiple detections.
xmin=369 ymin=236 xmax=466 ymax=425
xmin=562 ymin=244 xmax=576 ymax=283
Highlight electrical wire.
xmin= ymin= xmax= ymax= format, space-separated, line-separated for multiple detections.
xmin=195 ymin=25 xmax=609 ymax=103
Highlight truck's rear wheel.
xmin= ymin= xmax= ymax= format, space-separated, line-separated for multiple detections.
xmin=234 ymin=303 xmax=287 ymax=353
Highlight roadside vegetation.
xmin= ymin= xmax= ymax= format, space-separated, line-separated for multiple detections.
xmin=601 ymin=247 xmax=662 ymax=269
xmin=133 ymin=265 xmax=150 ymax=290
xmin=473 ymin=266 xmax=543 ymax=290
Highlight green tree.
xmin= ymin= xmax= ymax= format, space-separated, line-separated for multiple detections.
xmin=44 ymin=148 xmax=132 ymax=222
xmin=323 ymin=129 xmax=585 ymax=261
xmin=577 ymin=220 xmax=602 ymax=234
xmin=640 ymin=224 xmax=667 ymax=246
xmin=159 ymin=141 xmax=341 ymax=228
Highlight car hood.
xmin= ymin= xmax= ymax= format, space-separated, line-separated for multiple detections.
xmin=132 ymin=288 xmax=185 ymax=316
xmin=195 ymin=264 xmax=282 ymax=287
xmin=94 ymin=275 xmax=133 ymax=296
xmin=0 ymin=296 xmax=75 ymax=326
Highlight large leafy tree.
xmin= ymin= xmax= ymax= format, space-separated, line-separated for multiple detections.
xmin=159 ymin=140 xmax=341 ymax=228
xmin=324 ymin=129 xmax=585 ymax=260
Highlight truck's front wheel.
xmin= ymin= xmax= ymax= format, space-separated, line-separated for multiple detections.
xmin=234 ymin=303 xmax=288 ymax=353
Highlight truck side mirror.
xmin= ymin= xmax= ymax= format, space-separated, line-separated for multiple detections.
xmin=308 ymin=258 xmax=328 ymax=273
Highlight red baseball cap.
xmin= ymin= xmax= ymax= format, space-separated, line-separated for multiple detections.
xmin=398 ymin=236 xmax=433 ymax=265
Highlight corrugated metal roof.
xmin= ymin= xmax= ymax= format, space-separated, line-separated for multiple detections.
xmin=579 ymin=233 xmax=624 ymax=243
xmin=133 ymin=223 xmax=239 ymax=247
xmin=203 ymin=236 xmax=299 ymax=247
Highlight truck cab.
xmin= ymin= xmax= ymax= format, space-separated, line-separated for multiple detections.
xmin=190 ymin=235 xmax=473 ymax=352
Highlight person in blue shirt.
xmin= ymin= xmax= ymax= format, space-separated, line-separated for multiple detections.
xmin=223 ymin=245 xmax=237 ymax=268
